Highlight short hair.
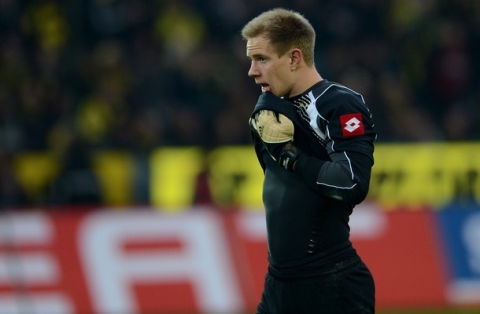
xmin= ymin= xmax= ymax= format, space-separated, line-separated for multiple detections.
xmin=241 ymin=8 xmax=316 ymax=66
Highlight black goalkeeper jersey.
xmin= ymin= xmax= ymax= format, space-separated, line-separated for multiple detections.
xmin=250 ymin=79 xmax=376 ymax=276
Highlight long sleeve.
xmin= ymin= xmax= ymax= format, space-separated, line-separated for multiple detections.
xmin=294 ymin=151 xmax=373 ymax=205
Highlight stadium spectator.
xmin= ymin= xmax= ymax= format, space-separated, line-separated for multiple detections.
xmin=0 ymin=0 xmax=479 ymax=206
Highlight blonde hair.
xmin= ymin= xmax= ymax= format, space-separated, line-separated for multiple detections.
xmin=241 ymin=8 xmax=316 ymax=66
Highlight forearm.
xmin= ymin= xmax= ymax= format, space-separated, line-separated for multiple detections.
xmin=294 ymin=151 xmax=372 ymax=204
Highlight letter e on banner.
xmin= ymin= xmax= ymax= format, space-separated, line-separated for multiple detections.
xmin=0 ymin=212 xmax=74 ymax=314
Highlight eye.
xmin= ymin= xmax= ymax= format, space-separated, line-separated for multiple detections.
xmin=259 ymin=57 xmax=267 ymax=63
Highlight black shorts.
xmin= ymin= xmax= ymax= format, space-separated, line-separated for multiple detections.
xmin=256 ymin=256 xmax=375 ymax=314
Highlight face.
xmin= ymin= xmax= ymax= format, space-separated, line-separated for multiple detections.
xmin=246 ymin=35 xmax=294 ymax=98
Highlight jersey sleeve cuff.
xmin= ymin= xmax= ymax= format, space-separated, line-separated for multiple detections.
xmin=294 ymin=154 xmax=326 ymax=184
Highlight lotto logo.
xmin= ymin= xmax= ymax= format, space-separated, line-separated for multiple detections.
xmin=340 ymin=113 xmax=364 ymax=137
xmin=345 ymin=117 xmax=361 ymax=132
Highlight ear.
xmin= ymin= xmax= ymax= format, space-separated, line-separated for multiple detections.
xmin=289 ymin=48 xmax=302 ymax=70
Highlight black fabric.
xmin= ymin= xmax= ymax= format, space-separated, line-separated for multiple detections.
xmin=251 ymin=89 xmax=331 ymax=166
xmin=257 ymin=256 xmax=375 ymax=314
xmin=249 ymin=79 xmax=377 ymax=312
xmin=250 ymin=80 xmax=376 ymax=206
xmin=261 ymin=153 xmax=354 ymax=267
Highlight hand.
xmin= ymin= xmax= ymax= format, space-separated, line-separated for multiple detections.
xmin=250 ymin=110 xmax=302 ymax=171
xmin=250 ymin=110 xmax=294 ymax=144
xmin=277 ymin=141 xmax=303 ymax=171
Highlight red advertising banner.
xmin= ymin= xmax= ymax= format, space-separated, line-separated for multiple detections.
xmin=0 ymin=204 xmax=477 ymax=314
xmin=350 ymin=204 xmax=448 ymax=309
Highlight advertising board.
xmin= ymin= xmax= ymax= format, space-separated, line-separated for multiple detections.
xmin=1 ymin=204 xmax=479 ymax=313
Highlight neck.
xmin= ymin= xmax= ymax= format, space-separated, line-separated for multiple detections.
xmin=290 ymin=68 xmax=323 ymax=98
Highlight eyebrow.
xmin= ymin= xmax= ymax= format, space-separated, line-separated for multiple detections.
xmin=247 ymin=53 xmax=266 ymax=59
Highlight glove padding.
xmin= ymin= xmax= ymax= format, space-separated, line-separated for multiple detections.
xmin=250 ymin=110 xmax=302 ymax=171
xmin=250 ymin=110 xmax=294 ymax=143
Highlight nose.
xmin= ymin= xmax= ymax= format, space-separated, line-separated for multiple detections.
xmin=248 ymin=61 xmax=259 ymax=77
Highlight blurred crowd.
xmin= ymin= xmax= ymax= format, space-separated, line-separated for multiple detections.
xmin=1 ymin=0 xmax=480 ymax=207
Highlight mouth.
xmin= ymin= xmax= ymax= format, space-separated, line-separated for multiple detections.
xmin=259 ymin=84 xmax=271 ymax=92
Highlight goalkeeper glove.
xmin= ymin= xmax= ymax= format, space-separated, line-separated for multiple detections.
xmin=276 ymin=141 xmax=303 ymax=171
xmin=250 ymin=110 xmax=302 ymax=171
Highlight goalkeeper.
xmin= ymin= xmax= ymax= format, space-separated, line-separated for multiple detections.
xmin=242 ymin=8 xmax=377 ymax=314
